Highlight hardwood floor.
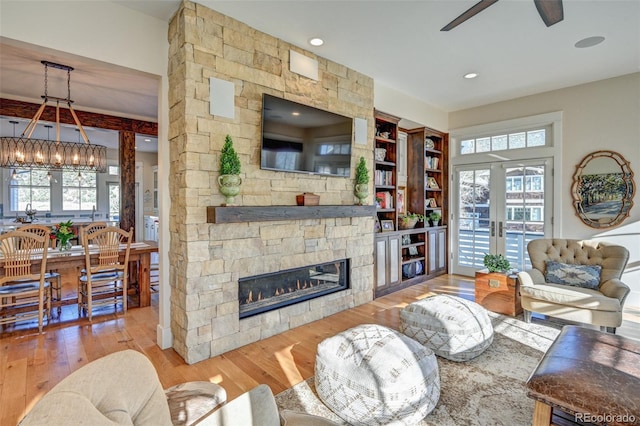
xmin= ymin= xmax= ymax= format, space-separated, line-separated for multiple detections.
xmin=1 ymin=274 xmax=638 ymax=425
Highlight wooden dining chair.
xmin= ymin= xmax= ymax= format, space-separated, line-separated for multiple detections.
xmin=0 ymin=229 xmax=51 ymax=333
xmin=20 ymin=224 xmax=62 ymax=315
xmin=77 ymin=221 xmax=109 ymax=281
xmin=78 ymin=222 xmax=108 ymax=246
xmin=78 ymin=226 xmax=133 ymax=322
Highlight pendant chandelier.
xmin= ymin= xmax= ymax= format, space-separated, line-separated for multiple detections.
xmin=0 ymin=60 xmax=107 ymax=172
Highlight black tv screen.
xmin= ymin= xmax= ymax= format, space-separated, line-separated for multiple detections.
xmin=260 ymin=94 xmax=353 ymax=177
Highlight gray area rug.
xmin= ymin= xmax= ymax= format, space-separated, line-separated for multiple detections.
xmin=274 ymin=314 xmax=561 ymax=425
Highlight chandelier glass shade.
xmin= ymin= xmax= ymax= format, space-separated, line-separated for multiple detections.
xmin=0 ymin=60 xmax=108 ymax=173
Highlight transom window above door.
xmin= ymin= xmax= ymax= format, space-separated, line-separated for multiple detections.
xmin=460 ymin=128 xmax=547 ymax=155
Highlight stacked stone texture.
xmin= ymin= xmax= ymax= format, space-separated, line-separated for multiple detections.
xmin=169 ymin=1 xmax=375 ymax=363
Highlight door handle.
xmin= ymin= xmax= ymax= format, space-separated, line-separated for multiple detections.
xmin=499 ymin=221 xmax=504 ymax=238
xmin=490 ymin=221 xmax=495 ymax=237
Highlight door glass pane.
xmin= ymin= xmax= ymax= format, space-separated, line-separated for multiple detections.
xmin=504 ymin=165 xmax=545 ymax=271
xmin=108 ymin=183 xmax=120 ymax=222
xmin=457 ymin=169 xmax=490 ymax=268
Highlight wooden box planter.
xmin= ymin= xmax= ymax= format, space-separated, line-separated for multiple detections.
xmin=474 ymin=269 xmax=522 ymax=317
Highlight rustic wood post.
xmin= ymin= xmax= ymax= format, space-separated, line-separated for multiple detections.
xmin=119 ymin=130 xmax=136 ymax=239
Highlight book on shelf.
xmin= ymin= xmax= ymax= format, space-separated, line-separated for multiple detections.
xmin=375 ymin=191 xmax=393 ymax=209
xmin=425 ymin=156 xmax=439 ymax=170
xmin=375 ymin=170 xmax=394 ymax=186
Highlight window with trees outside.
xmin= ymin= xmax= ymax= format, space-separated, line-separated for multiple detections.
xmin=7 ymin=168 xmax=97 ymax=213
xmin=62 ymin=170 xmax=97 ymax=210
xmin=9 ymin=169 xmax=51 ymax=211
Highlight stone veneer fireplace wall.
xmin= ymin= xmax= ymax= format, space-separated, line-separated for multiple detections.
xmin=169 ymin=1 xmax=375 ymax=363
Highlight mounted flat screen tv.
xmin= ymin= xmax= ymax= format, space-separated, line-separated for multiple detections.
xmin=261 ymin=94 xmax=353 ymax=177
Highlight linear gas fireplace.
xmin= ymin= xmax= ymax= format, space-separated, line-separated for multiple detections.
xmin=239 ymin=259 xmax=349 ymax=319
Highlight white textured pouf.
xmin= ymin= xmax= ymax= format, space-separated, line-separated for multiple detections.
xmin=315 ymin=324 xmax=440 ymax=425
xmin=400 ymin=295 xmax=494 ymax=362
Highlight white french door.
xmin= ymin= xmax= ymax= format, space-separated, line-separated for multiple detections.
xmin=452 ymin=158 xmax=553 ymax=275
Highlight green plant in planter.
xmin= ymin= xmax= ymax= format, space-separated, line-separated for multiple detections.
xmin=218 ymin=134 xmax=242 ymax=205
xmin=402 ymin=211 xmax=426 ymax=221
xmin=483 ymin=253 xmax=511 ymax=273
xmin=354 ymin=156 xmax=369 ymax=205
xmin=399 ymin=212 xmax=426 ymax=229
xmin=220 ymin=134 xmax=241 ymax=175
xmin=428 ymin=211 xmax=441 ymax=225
xmin=355 ymin=156 xmax=369 ymax=184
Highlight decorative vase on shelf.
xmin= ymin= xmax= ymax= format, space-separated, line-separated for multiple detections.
xmin=218 ymin=174 xmax=242 ymax=206
xmin=399 ymin=216 xmax=419 ymax=230
xmin=354 ymin=156 xmax=370 ymax=206
xmin=354 ymin=183 xmax=369 ymax=205
xmin=58 ymin=239 xmax=72 ymax=253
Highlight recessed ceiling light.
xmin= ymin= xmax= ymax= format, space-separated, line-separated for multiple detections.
xmin=292 ymin=111 xmax=300 ymax=116
xmin=464 ymin=72 xmax=478 ymax=79
xmin=144 ymin=138 xmax=151 ymax=142
xmin=309 ymin=37 xmax=324 ymax=47
xmin=575 ymin=36 xmax=605 ymax=48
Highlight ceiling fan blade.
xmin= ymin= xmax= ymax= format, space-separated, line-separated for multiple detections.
xmin=534 ymin=0 xmax=564 ymax=27
xmin=441 ymin=0 xmax=499 ymax=31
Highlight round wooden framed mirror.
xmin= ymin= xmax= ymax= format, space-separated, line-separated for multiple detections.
xmin=571 ymin=150 xmax=634 ymax=228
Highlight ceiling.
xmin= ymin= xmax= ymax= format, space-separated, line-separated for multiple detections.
xmin=0 ymin=39 xmax=160 ymax=152
xmin=1 ymin=0 xmax=639 ymax=148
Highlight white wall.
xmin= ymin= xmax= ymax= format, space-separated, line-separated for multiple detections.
xmin=135 ymin=151 xmax=159 ymax=215
xmin=0 ymin=0 xmax=173 ymax=347
xmin=375 ymin=82 xmax=449 ymax=132
xmin=449 ymin=73 xmax=640 ymax=307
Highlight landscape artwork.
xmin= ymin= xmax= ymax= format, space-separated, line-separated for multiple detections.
xmin=578 ymin=172 xmax=630 ymax=218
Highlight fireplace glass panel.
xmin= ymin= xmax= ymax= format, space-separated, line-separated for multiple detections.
xmin=239 ymin=259 xmax=349 ymax=318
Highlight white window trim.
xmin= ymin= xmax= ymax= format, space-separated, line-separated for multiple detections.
xmin=450 ymin=111 xmax=563 ymax=238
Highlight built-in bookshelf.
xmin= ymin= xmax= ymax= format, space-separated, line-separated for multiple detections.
xmin=374 ymin=119 xmax=449 ymax=298
xmin=373 ymin=111 xmax=400 ymax=231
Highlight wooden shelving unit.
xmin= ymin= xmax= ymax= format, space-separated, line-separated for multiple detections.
xmin=373 ymin=111 xmax=400 ymax=232
xmin=375 ymin=122 xmax=449 ymax=298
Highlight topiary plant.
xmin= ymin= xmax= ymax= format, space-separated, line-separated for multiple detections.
xmin=483 ymin=253 xmax=511 ymax=273
xmin=355 ymin=156 xmax=369 ymax=185
xmin=220 ymin=134 xmax=241 ymax=175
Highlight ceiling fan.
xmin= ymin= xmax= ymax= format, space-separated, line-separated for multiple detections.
xmin=441 ymin=0 xmax=564 ymax=31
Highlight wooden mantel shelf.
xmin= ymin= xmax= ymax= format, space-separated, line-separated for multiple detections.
xmin=207 ymin=205 xmax=376 ymax=223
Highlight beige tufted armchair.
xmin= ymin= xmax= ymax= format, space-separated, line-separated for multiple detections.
xmin=517 ymin=239 xmax=630 ymax=333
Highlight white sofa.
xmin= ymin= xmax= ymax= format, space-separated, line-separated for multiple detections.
xmin=518 ymin=239 xmax=630 ymax=333
xmin=19 ymin=349 xmax=338 ymax=426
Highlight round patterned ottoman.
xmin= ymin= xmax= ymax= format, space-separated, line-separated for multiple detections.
xmin=315 ymin=324 xmax=440 ymax=425
xmin=399 ymin=295 xmax=494 ymax=362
